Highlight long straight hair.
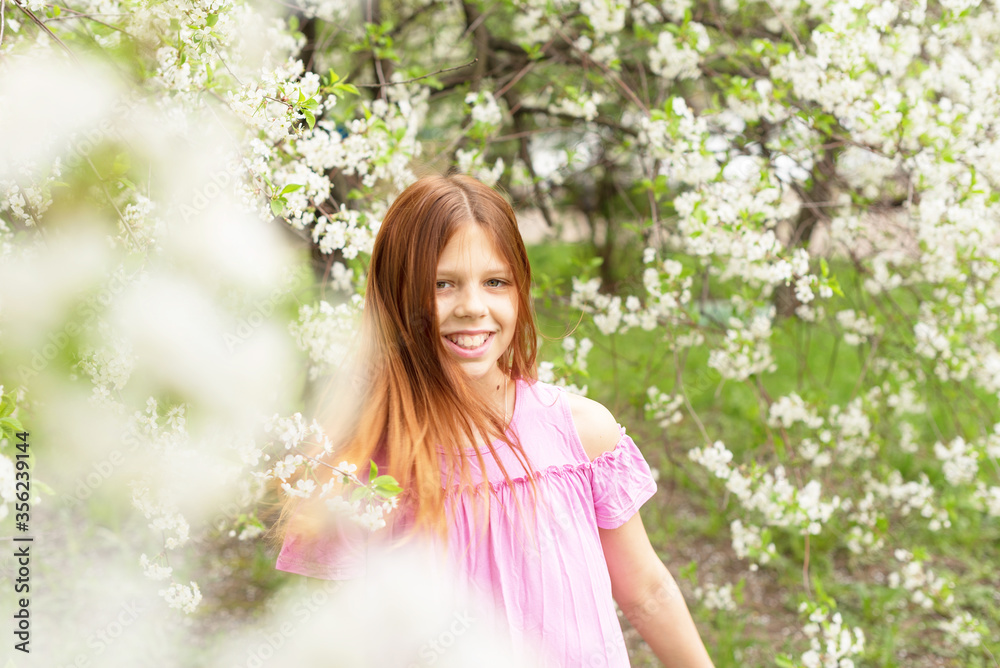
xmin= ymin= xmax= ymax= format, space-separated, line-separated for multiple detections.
xmin=272 ymin=174 xmax=539 ymax=549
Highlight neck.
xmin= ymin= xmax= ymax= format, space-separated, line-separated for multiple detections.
xmin=470 ymin=364 xmax=513 ymax=426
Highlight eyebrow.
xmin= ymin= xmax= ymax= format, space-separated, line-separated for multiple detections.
xmin=435 ymin=265 xmax=513 ymax=276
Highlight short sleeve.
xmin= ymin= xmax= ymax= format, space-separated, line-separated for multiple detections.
xmin=589 ymin=429 xmax=658 ymax=529
xmin=275 ymin=515 xmax=368 ymax=580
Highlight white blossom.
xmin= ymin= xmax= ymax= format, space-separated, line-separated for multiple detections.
xmin=158 ymin=582 xmax=202 ymax=614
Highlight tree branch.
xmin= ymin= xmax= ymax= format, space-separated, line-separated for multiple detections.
xmin=513 ymin=105 xmax=637 ymax=137
xmin=353 ymin=58 xmax=477 ymax=87
xmin=13 ymin=0 xmax=77 ymax=60
xmin=460 ymin=0 xmax=489 ymax=88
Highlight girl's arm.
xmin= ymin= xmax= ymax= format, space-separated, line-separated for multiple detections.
xmin=599 ymin=514 xmax=715 ymax=667
xmin=567 ymin=393 xmax=715 ymax=667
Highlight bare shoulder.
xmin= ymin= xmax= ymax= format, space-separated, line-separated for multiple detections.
xmin=564 ymin=391 xmax=622 ymax=461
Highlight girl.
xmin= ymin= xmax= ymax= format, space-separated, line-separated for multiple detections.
xmin=273 ymin=174 xmax=714 ymax=667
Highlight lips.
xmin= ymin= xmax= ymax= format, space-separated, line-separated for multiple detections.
xmin=442 ymin=331 xmax=495 ymax=358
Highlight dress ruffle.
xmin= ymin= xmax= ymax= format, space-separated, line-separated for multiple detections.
xmin=443 ymin=427 xmax=657 ymax=530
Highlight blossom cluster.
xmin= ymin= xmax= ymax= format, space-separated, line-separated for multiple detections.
xmin=692 ymin=581 xmax=738 ymax=612
xmin=288 ymin=296 xmax=364 ymax=380
xmin=707 ymin=310 xmax=778 ymax=382
xmin=887 ymin=549 xmax=953 ymax=610
xmin=644 ymin=386 xmax=684 ymax=429
xmin=569 ymin=252 xmax=692 ymax=338
xmin=795 ymin=602 xmax=865 ymax=668
xmin=260 ymin=414 xmax=401 ymax=532
xmin=689 ymin=440 xmax=842 ymax=548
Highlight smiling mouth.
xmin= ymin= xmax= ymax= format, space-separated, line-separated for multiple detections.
xmin=444 ymin=332 xmax=493 ymax=350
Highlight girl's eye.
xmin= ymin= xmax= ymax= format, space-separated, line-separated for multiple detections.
xmin=435 ymin=281 xmax=450 ymax=289
xmin=486 ymin=278 xmax=507 ymax=288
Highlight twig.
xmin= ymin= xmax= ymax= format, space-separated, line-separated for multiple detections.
xmin=982 ymin=643 xmax=998 ymax=668
xmin=43 ymin=7 xmax=132 ymax=36
xmin=43 ymin=9 xmax=127 ymax=18
xmin=85 ymin=156 xmax=143 ymax=251
xmin=513 ymin=105 xmax=637 ymax=136
xmin=803 ymin=533 xmax=812 ymax=594
xmin=849 ymin=334 xmax=881 ymax=401
xmin=675 ymin=348 xmax=711 ymax=445
xmin=611 ymin=176 xmax=642 ymax=221
xmin=269 ymin=0 xmax=306 ymax=11
xmin=824 ymin=334 xmax=840 ymax=387
xmin=755 ymin=375 xmax=790 ymax=461
xmin=459 ymin=2 xmax=490 ymax=41
xmin=763 ymin=0 xmax=804 ymax=54
xmin=353 ymin=58 xmax=478 ymax=87
xmin=211 ymin=44 xmax=244 ymax=87
xmin=553 ymin=24 xmax=648 ymax=115
xmin=494 ymin=58 xmax=535 ymax=99
xmin=798 ymin=200 xmax=849 ymax=209
xmin=490 ymin=127 xmax=560 ymax=142
xmin=645 ymin=160 xmax=660 ymax=231
xmin=1 ymin=0 xmax=7 ymax=49
xmin=13 ymin=0 xmax=77 ymax=60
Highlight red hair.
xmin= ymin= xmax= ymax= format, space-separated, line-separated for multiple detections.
xmin=273 ymin=174 xmax=539 ymax=548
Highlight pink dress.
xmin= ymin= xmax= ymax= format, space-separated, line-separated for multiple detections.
xmin=276 ymin=379 xmax=658 ymax=666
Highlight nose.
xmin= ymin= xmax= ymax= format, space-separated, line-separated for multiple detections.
xmin=455 ymin=285 xmax=488 ymax=318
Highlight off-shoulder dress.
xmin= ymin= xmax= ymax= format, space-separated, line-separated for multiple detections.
xmin=276 ymin=378 xmax=658 ymax=667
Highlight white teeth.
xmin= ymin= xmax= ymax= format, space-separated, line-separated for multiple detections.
xmin=447 ymin=333 xmax=490 ymax=349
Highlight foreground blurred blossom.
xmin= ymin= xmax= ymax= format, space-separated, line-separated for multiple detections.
xmin=214 ymin=540 xmax=528 ymax=667
xmin=0 ymin=56 xmax=124 ymax=178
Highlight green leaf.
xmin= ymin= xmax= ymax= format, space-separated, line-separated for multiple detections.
xmin=372 ymin=475 xmax=403 ymax=497
xmin=370 ymin=460 xmax=378 ymax=480
xmin=270 ymin=198 xmax=286 ymax=216
xmin=827 ymin=276 xmax=844 ymax=297
xmin=112 ymin=152 xmax=131 ymax=175
xmin=0 ymin=395 xmax=13 ymax=419
xmin=278 ymin=183 xmax=304 ymax=196
xmin=820 ymin=257 xmax=830 ymax=278
xmin=303 ymin=109 xmax=316 ymax=129
xmin=205 ymin=13 xmax=218 ymax=27
xmin=0 ymin=416 xmax=24 ymax=438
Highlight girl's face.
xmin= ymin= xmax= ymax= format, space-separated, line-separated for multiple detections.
xmin=435 ymin=222 xmax=517 ymax=388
